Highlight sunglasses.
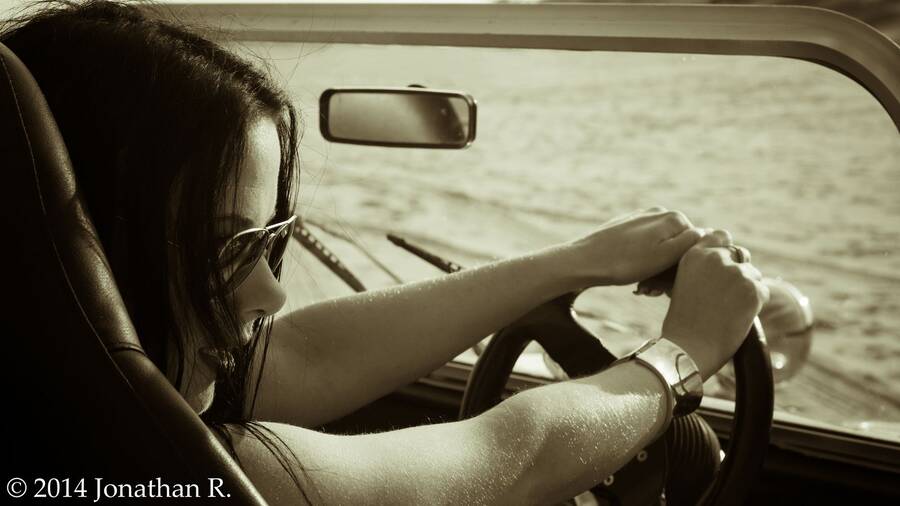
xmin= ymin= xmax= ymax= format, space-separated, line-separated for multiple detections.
xmin=217 ymin=214 xmax=297 ymax=290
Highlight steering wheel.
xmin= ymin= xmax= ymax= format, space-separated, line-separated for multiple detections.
xmin=459 ymin=292 xmax=774 ymax=505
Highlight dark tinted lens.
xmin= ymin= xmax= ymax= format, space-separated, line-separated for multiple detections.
xmin=266 ymin=223 xmax=292 ymax=274
xmin=220 ymin=230 xmax=267 ymax=288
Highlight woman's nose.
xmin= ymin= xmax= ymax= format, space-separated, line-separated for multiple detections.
xmin=233 ymin=256 xmax=287 ymax=325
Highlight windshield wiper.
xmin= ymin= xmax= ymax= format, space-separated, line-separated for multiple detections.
xmin=293 ymin=220 xmax=368 ymax=292
xmin=386 ymin=234 xmax=463 ymax=274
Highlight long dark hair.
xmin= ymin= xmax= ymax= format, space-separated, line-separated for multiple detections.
xmin=2 ymin=0 xmax=311 ymax=501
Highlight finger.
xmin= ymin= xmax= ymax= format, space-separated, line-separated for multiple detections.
xmin=660 ymin=225 xmax=704 ymax=255
xmin=617 ymin=206 xmax=665 ymax=224
xmin=758 ymin=280 xmax=772 ymax=305
xmin=737 ymin=262 xmax=763 ymax=281
xmin=707 ymin=246 xmax=733 ymax=264
xmin=660 ymin=210 xmax=693 ymax=237
xmin=605 ymin=208 xmax=646 ymax=225
xmin=610 ymin=207 xmax=675 ymax=227
xmin=697 ymin=228 xmax=733 ymax=248
xmin=708 ymin=245 xmax=751 ymax=267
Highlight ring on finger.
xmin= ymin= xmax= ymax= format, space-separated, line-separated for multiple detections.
xmin=728 ymin=245 xmax=750 ymax=264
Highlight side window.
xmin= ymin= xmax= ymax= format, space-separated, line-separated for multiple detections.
xmin=242 ymin=42 xmax=900 ymax=443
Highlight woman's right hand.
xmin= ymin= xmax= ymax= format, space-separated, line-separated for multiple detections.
xmin=566 ymin=207 xmax=704 ymax=288
xmin=661 ymin=230 xmax=770 ymax=380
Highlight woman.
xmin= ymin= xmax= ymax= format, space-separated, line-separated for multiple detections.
xmin=2 ymin=1 xmax=768 ymax=504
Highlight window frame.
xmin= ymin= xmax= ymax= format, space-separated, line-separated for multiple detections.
xmin=151 ymin=0 xmax=900 ymax=474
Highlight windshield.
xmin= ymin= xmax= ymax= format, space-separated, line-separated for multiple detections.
xmin=240 ymin=41 xmax=900 ymax=444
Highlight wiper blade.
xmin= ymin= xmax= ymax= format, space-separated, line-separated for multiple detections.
xmin=307 ymin=219 xmax=405 ymax=285
xmin=294 ymin=221 xmax=367 ymax=292
xmin=387 ymin=233 xmax=463 ymax=273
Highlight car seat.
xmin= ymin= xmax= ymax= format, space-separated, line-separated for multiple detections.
xmin=0 ymin=42 xmax=267 ymax=505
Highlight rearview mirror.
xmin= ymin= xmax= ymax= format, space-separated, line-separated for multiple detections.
xmin=320 ymin=87 xmax=476 ymax=148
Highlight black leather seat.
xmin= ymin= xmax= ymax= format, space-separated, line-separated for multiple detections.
xmin=1 ymin=42 xmax=267 ymax=505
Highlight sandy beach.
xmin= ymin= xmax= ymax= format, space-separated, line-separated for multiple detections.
xmin=236 ymin=42 xmax=900 ymax=442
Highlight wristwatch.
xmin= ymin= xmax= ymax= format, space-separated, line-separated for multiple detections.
xmin=613 ymin=337 xmax=704 ymax=429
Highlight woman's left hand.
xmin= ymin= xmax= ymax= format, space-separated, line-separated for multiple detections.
xmin=566 ymin=207 xmax=705 ymax=287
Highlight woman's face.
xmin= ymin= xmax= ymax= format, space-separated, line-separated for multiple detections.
xmin=173 ymin=117 xmax=288 ymax=414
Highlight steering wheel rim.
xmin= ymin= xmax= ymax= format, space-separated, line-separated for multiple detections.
xmin=459 ymin=293 xmax=774 ymax=505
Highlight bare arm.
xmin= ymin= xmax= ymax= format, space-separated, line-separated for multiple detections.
xmin=233 ymin=361 xmax=668 ymax=506
xmin=235 ymin=228 xmax=768 ymax=505
xmin=252 ymin=209 xmax=702 ymax=427
xmin=255 ymin=243 xmax=580 ymax=427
